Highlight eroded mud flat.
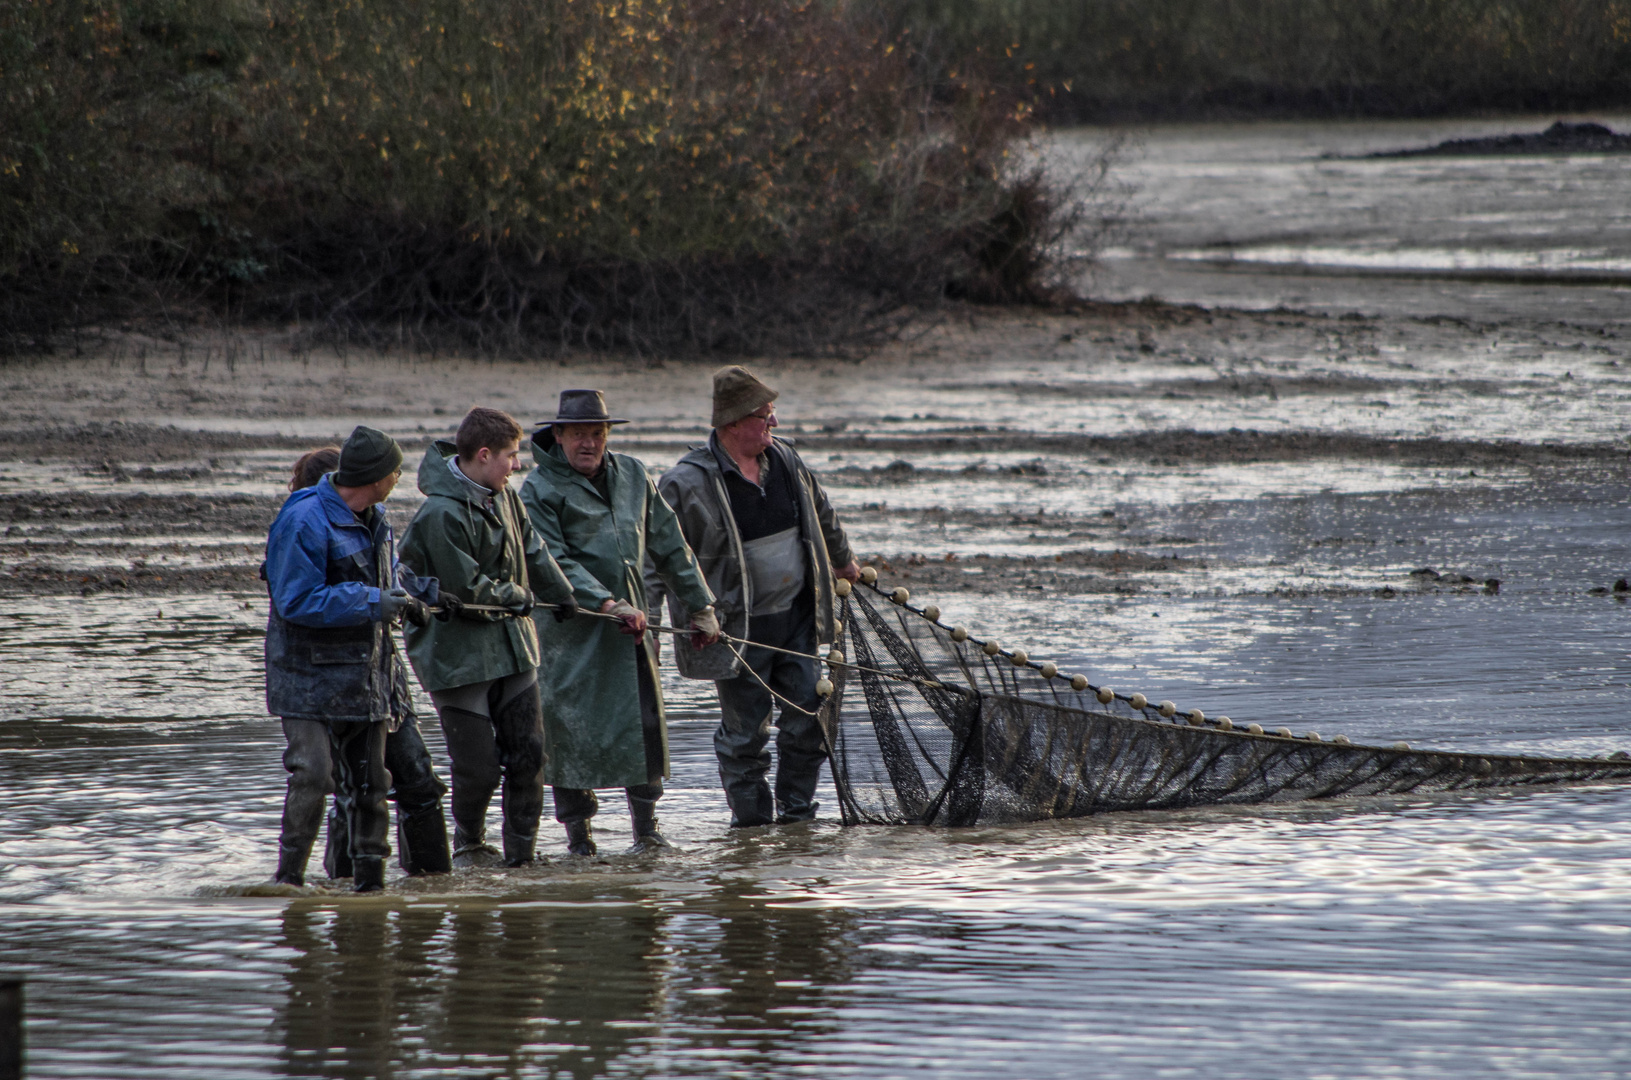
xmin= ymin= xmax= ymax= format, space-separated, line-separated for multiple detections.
xmin=6 ymin=123 xmax=1631 ymax=1077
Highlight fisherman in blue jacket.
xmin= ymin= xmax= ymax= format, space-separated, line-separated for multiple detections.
xmin=263 ymin=425 xmax=451 ymax=892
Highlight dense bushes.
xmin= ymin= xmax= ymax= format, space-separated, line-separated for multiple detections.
xmin=1 ymin=0 xmax=1070 ymax=353
xmin=878 ymin=0 xmax=1631 ymax=121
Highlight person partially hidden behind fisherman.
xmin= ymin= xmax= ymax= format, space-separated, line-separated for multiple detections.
xmin=399 ymin=407 xmax=579 ymax=868
xmin=649 ymin=366 xmax=860 ymax=828
xmin=520 ymin=390 xmax=720 ymax=856
xmin=263 ymin=427 xmax=450 ymax=892
xmin=279 ymin=446 xmax=454 ymax=886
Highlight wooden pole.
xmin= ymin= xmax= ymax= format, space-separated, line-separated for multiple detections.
xmin=0 ymin=977 xmax=20 ymax=1080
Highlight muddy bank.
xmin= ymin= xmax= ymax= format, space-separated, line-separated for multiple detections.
xmin=4 ymin=420 xmax=1623 ymax=471
xmin=2 ymin=302 xmax=1627 ymax=602
xmin=1365 ymin=120 xmax=1631 ymax=158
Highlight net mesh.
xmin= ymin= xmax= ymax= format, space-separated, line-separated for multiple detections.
xmin=819 ymin=585 xmax=1631 ymax=826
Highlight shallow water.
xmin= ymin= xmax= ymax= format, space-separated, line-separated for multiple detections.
xmin=1061 ymin=115 xmax=1631 ymax=323
xmin=8 ymin=115 xmax=1631 ymax=1078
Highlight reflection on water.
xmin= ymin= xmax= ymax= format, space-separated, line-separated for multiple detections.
xmin=1060 ymin=115 xmax=1631 ymax=322
xmin=3 ymin=580 xmax=1631 ymax=1076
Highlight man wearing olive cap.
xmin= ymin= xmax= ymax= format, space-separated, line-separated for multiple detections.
xmin=649 ymin=367 xmax=860 ymax=827
xmin=263 ymin=424 xmax=447 ymax=891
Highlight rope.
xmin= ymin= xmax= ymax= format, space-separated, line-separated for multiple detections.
xmin=441 ymin=600 xmax=948 ymax=693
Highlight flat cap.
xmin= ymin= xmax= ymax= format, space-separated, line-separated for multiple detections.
xmin=711 ymin=365 xmax=778 ymax=428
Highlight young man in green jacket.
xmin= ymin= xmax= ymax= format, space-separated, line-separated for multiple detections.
xmin=520 ymin=390 xmax=719 ymax=855
xmin=399 ymin=407 xmax=579 ymax=867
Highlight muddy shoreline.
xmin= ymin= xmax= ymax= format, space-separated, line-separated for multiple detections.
xmin=2 ymin=302 xmax=1627 ymax=600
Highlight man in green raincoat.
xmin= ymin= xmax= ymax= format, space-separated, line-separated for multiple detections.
xmin=520 ymin=390 xmax=720 ymax=855
xmin=399 ymin=407 xmax=579 ymax=868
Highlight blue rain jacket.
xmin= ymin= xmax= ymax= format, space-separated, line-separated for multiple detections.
xmin=262 ymin=475 xmax=436 ymax=722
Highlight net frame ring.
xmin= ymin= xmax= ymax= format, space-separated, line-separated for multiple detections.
xmin=859 ymin=566 xmax=878 ymax=585
xmin=1129 ymin=693 xmax=1148 ymax=710
xmin=950 ymin=625 xmax=970 ymax=642
xmin=922 ymin=605 xmax=941 ymax=622
xmin=1186 ymin=708 xmax=1205 ymax=726
xmin=891 ymin=587 xmax=910 ymax=605
xmin=1094 ymin=684 xmax=1112 ymax=703
xmin=982 ymin=640 xmax=1002 ymax=657
xmin=1158 ymin=700 xmax=1177 ymax=718
xmin=834 ymin=577 xmax=853 ymax=598
xmin=1010 ymin=649 xmax=1029 ymax=666
xmin=816 ymin=678 xmax=835 ymax=697
xmin=1039 ymin=661 xmax=1058 ymax=679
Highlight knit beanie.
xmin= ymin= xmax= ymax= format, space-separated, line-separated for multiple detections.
xmin=711 ymin=365 xmax=779 ymax=428
xmin=333 ymin=425 xmax=403 ymax=487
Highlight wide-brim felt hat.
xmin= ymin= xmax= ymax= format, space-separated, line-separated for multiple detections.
xmin=542 ymin=389 xmax=629 ymax=426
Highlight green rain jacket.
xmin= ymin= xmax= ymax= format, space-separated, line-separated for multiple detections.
xmin=398 ymin=441 xmax=575 ymax=692
xmin=520 ymin=428 xmax=714 ymax=789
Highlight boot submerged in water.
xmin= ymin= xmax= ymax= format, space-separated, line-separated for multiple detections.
xmin=322 ymin=801 xmax=352 ymax=879
xmin=274 ymin=841 xmax=312 ymax=887
xmin=352 ymin=856 xmax=386 ymax=893
xmin=397 ymin=802 xmax=452 ymax=875
xmin=627 ymin=793 xmax=675 ymax=854
xmin=564 ymin=819 xmax=596 ymax=856
xmin=450 ymin=827 xmax=503 ymax=869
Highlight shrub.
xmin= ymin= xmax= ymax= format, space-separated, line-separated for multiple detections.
xmin=0 ymin=0 xmax=1073 ymax=354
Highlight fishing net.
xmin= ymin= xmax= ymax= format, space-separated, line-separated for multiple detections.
xmin=819 ymin=583 xmax=1631 ymax=826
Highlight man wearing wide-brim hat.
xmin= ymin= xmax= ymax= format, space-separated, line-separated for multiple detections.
xmin=520 ymin=389 xmax=720 ymax=855
xmin=647 ymin=366 xmax=860 ymax=828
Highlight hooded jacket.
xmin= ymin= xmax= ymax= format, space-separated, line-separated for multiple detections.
xmin=520 ymin=427 xmax=714 ymax=788
xmin=398 ymin=440 xmax=574 ymax=692
xmin=648 ymin=434 xmax=853 ymax=681
xmin=262 ymin=475 xmax=430 ymax=723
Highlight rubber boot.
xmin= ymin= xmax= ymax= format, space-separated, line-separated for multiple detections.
xmin=397 ymin=802 xmax=452 ymax=876
xmin=274 ymin=841 xmax=311 ymax=887
xmin=352 ymin=855 xmax=385 ymax=893
xmin=322 ymin=800 xmax=352 ymax=879
xmin=627 ymin=790 xmax=674 ymax=853
xmin=565 ymin=819 xmax=597 ymax=857
xmin=502 ymin=828 xmax=538 ymax=868
xmin=452 ymin=826 xmax=502 ymax=868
